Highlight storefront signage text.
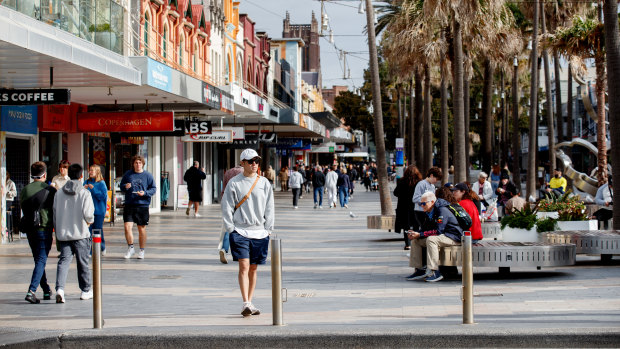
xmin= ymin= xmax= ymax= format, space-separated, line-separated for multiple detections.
xmin=0 ymin=89 xmax=70 ymax=106
xmin=147 ymin=59 xmax=172 ymax=92
xmin=77 ymin=112 xmax=174 ymax=132
xmin=0 ymin=105 xmax=38 ymax=134
xmin=185 ymin=120 xmax=212 ymax=134
xmin=181 ymin=130 xmax=233 ymax=142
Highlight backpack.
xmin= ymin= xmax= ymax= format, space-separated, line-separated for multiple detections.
xmin=447 ymin=203 xmax=472 ymax=230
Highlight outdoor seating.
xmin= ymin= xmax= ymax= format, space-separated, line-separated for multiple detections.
xmin=543 ymin=230 xmax=620 ymax=261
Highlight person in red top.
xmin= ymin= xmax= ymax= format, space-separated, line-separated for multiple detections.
xmin=451 ymin=182 xmax=483 ymax=241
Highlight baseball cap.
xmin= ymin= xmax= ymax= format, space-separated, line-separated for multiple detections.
xmin=451 ymin=182 xmax=469 ymax=192
xmin=240 ymin=148 xmax=261 ymax=161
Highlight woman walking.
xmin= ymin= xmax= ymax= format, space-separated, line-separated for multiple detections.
xmin=85 ymin=164 xmax=108 ymax=255
xmin=394 ymin=166 xmax=422 ymax=250
xmin=337 ymin=167 xmax=351 ymax=208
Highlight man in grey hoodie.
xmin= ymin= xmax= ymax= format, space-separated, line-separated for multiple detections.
xmin=53 ymin=164 xmax=95 ymax=303
xmin=221 ymin=149 xmax=274 ymax=317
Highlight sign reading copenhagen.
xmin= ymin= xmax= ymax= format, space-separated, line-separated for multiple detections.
xmin=0 ymin=89 xmax=70 ymax=106
xmin=77 ymin=112 xmax=174 ymax=132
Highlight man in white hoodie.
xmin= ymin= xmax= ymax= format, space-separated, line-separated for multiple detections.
xmin=53 ymin=163 xmax=94 ymax=303
xmin=222 ymin=149 xmax=274 ymax=317
xmin=325 ymin=165 xmax=339 ymax=208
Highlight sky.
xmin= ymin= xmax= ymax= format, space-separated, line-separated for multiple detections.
xmin=239 ymin=0 xmax=372 ymax=92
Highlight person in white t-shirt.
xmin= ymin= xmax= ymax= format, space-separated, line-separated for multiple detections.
xmin=221 ymin=149 xmax=274 ymax=317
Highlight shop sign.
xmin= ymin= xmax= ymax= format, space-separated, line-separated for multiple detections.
xmin=77 ymin=112 xmax=174 ymax=132
xmin=120 ymin=137 xmax=144 ymax=145
xmin=184 ymin=120 xmax=212 ymax=134
xmin=395 ymin=138 xmax=404 ymax=149
xmin=146 ymin=58 xmax=172 ymax=92
xmin=0 ymin=106 xmax=38 ymax=134
xmin=244 ymin=132 xmax=277 ymax=144
xmin=0 ymin=89 xmax=70 ymax=106
xmin=221 ymin=91 xmax=234 ymax=114
xmin=231 ymin=127 xmax=245 ymax=140
xmin=181 ymin=130 xmax=233 ymax=142
xmin=38 ymin=103 xmax=86 ymax=132
xmin=202 ymin=82 xmax=221 ymax=110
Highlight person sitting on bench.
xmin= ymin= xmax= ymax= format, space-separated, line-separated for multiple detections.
xmin=593 ymin=177 xmax=613 ymax=227
xmin=541 ymin=168 xmax=567 ymax=200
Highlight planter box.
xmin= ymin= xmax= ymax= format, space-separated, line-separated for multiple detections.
xmin=501 ymin=226 xmax=540 ymax=242
xmin=537 ymin=211 xmax=559 ymax=219
xmin=556 ymin=220 xmax=598 ymax=231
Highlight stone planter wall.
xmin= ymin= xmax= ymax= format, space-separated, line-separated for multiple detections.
xmin=501 ymin=226 xmax=540 ymax=242
xmin=537 ymin=211 xmax=559 ymax=219
xmin=556 ymin=220 xmax=598 ymax=231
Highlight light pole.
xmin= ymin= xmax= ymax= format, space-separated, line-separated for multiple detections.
xmin=364 ymin=0 xmax=393 ymax=215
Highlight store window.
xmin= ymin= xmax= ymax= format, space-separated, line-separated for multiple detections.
xmin=144 ymin=12 xmax=149 ymax=56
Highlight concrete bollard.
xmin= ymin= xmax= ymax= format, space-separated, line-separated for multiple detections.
xmin=92 ymin=230 xmax=103 ymax=329
xmin=270 ymin=238 xmax=285 ymax=326
xmin=462 ymin=231 xmax=474 ymax=324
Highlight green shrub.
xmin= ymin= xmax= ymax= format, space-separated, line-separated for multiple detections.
xmin=88 ymin=23 xmax=111 ymax=32
xmin=536 ymin=217 xmax=558 ymax=233
xmin=500 ymin=204 xmax=538 ymax=230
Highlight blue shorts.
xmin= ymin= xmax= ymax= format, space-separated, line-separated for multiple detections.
xmin=229 ymin=232 xmax=269 ymax=265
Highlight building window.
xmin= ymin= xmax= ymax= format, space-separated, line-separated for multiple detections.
xmin=163 ymin=27 xmax=167 ymax=59
xmin=144 ymin=13 xmax=149 ymax=56
xmin=194 ymin=44 xmax=198 ymax=72
xmin=179 ymin=37 xmax=184 ymax=66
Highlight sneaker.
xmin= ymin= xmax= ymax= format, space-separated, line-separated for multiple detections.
xmin=404 ymin=246 xmax=411 ymax=250
xmin=137 ymin=250 xmax=145 ymax=259
xmin=241 ymin=304 xmax=253 ymax=317
xmin=344 ymin=204 xmax=349 ymax=208
xmin=293 ymin=206 xmax=298 ymax=209
xmin=43 ymin=290 xmax=52 ymax=300
xmin=219 ymin=250 xmax=228 ymax=264
xmin=25 ymin=291 xmax=40 ymax=304
xmin=299 ymin=196 xmax=303 ymax=199
xmin=124 ymin=246 xmax=135 ymax=259
xmin=80 ymin=290 xmax=93 ymax=300
xmin=425 ymin=270 xmax=444 ymax=282
xmin=56 ymin=289 xmax=65 ymax=303
xmin=406 ymin=268 xmax=430 ymax=281
xmin=314 ymin=204 xmax=318 ymax=209
xmin=101 ymin=249 xmax=106 ymax=256
xmin=319 ymin=206 xmax=323 ymax=209
xmin=249 ymin=303 xmax=261 ymax=315
xmin=186 ymin=207 xmax=190 ymax=215
xmin=195 ymin=213 xmax=201 ymax=217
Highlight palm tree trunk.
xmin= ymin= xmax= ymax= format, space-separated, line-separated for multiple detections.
xmin=364 ymin=0 xmax=393 ymax=215
xmin=512 ymin=58 xmax=521 ymax=189
xmin=415 ymin=70 xmax=423 ymax=168
xmin=501 ymin=72 xmax=509 ymax=168
xmin=603 ymin=0 xmax=620 ymax=229
xmin=526 ymin=0 xmax=540 ymax=201
xmin=567 ymin=66 xmax=574 ymax=140
xmin=595 ymin=54 xmax=607 ymax=186
xmin=541 ymin=1 xmax=556 ymax=172
xmin=441 ymin=52 xmax=449 ymax=184
xmin=482 ymin=59 xmax=494 ymax=174
xmin=423 ymin=64 xmax=433 ymax=173
xmin=553 ymin=53 xmax=564 ymax=142
xmin=464 ymin=76 xmax=471 ymax=181
xmin=398 ymin=88 xmax=403 ymax=138
xmin=452 ymin=14 xmax=466 ymax=183
xmin=409 ymin=76 xmax=415 ymax=165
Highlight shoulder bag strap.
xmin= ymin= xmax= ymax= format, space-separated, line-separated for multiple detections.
xmin=234 ymin=175 xmax=260 ymax=211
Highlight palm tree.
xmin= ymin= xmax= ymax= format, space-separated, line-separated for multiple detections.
xmin=547 ymin=16 xmax=608 ymax=185
xmin=365 ymin=0 xmax=393 ymax=215
xmin=603 ymin=0 xmax=620 ymax=229
xmin=441 ymin=29 xmax=450 ymax=183
xmin=540 ymin=1 xmax=556 ymax=172
xmin=526 ymin=0 xmax=540 ymax=201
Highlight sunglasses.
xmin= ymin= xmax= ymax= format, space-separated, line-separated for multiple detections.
xmin=245 ymin=158 xmax=259 ymax=165
xmin=420 ymin=200 xmax=433 ymax=206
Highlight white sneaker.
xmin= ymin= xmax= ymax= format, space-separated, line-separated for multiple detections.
xmin=195 ymin=213 xmax=201 ymax=217
xmin=293 ymin=206 xmax=298 ymax=209
xmin=137 ymin=250 xmax=145 ymax=259
xmin=124 ymin=246 xmax=135 ymax=259
xmin=248 ymin=303 xmax=261 ymax=315
xmin=101 ymin=249 xmax=106 ymax=256
xmin=56 ymin=289 xmax=65 ymax=303
xmin=319 ymin=206 xmax=323 ymax=209
xmin=80 ymin=290 xmax=93 ymax=300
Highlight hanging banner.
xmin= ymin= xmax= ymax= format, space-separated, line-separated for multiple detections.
xmin=77 ymin=112 xmax=174 ymax=132
xmin=0 ymin=106 xmax=38 ymax=134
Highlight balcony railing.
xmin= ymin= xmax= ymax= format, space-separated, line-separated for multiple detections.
xmin=2 ymin=0 xmax=124 ymax=54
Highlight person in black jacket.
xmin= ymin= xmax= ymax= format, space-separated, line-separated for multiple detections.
xmin=394 ymin=165 xmax=422 ymax=250
xmin=312 ymin=165 xmax=326 ymax=209
xmin=495 ymin=172 xmax=517 ymax=217
xmin=406 ymin=192 xmax=463 ymax=283
xmin=184 ymin=161 xmax=207 ymax=217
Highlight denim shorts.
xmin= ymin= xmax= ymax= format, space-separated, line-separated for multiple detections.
xmin=229 ymin=231 xmax=269 ymax=265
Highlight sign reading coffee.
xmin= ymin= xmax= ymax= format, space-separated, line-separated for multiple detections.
xmin=0 ymin=89 xmax=70 ymax=106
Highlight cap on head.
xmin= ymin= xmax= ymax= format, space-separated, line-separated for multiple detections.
xmin=240 ymin=148 xmax=261 ymax=162
xmin=500 ymin=173 xmax=510 ymax=180
xmin=451 ymin=182 xmax=469 ymax=192
xmin=444 ymin=182 xmax=454 ymax=189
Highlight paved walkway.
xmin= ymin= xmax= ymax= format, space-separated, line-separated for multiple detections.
xmin=1 ymin=186 xmax=620 ymax=347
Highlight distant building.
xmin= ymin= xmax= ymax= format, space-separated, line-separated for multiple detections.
xmin=322 ymin=85 xmax=348 ymax=107
xmin=282 ymin=11 xmax=321 ymax=89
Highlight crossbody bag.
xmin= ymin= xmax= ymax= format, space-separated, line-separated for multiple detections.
xmin=234 ymin=175 xmax=261 ymax=212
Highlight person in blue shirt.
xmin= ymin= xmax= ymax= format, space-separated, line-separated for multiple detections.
xmin=85 ymin=164 xmax=108 ymax=255
xmin=120 ymin=155 xmax=156 ymax=259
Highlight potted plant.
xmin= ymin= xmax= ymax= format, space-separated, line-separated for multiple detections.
xmin=536 ymin=193 xmax=566 ymax=219
xmin=89 ymin=23 xmax=116 ymax=49
xmin=536 ymin=217 xmax=558 ymax=233
xmin=555 ymin=197 xmax=597 ymax=231
xmin=500 ymin=204 xmax=540 ymax=242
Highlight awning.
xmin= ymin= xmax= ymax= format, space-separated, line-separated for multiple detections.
xmin=337 ymin=152 xmax=369 ymax=158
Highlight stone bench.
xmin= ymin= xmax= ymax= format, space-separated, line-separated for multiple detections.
xmin=367 ymin=215 xmax=396 ymax=231
xmin=438 ymin=241 xmax=576 ymax=273
xmin=481 ymin=222 xmax=502 ymax=240
xmin=542 ymin=230 xmax=620 ymax=261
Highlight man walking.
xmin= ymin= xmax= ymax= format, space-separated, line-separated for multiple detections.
xmin=184 ymin=161 xmax=207 ymax=217
xmin=218 ymin=164 xmax=244 ymax=264
xmin=20 ymin=161 xmax=56 ymax=304
xmin=53 ymin=164 xmax=95 ymax=303
xmin=288 ymin=166 xmax=304 ymax=209
xmin=325 ymin=165 xmax=338 ymax=208
xmin=120 ymin=155 xmax=156 ymax=259
xmin=221 ymin=148 xmax=274 ymax=316
xmin=312 ymin=165 xmax=325 ymax=209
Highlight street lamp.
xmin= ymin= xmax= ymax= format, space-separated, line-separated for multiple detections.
xmin=358 ymin=0 xmax=365 ymax=14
